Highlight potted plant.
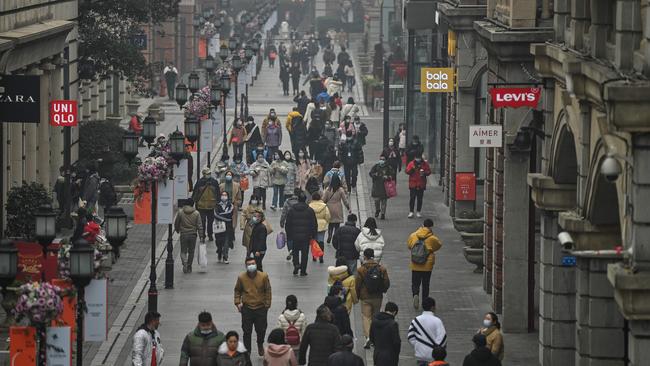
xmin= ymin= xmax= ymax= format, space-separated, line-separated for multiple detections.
xmin=453 ymin=210 xmax=484 ymax=233
xmin=361 ymin=75 xmax=382 ymax=107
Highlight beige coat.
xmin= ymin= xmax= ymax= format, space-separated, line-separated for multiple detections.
xmin=322 ymin=187 xmax=349 ymax=224
xmin=482 ymin=326 xmax=504 ymax=360
xmin=309 ymin=200 xmax=331 ymax=232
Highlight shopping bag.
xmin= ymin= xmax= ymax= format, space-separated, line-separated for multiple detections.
xmin=310 ymin=239 xmax=324 ymax=258
xmin=384 ymin=179 xmax=397 ymax=198
xmin=213 ymin=221 xmax=226 ymax=234
xmin=276 ymin=232 xmax=286 ymax=249
xmin=240 ymin=176 xmax=249 ymax=191
xmin=197 ymin=243 xmax=208 ymax=272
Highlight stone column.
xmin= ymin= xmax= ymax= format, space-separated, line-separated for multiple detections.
xmin=82 ymin=81 xmax=92 ymax=121
xmin=492 ymin=144 xmax=504 ymax=313
xmin=118 ymin=77 xmax=126 ymax=117
xmin=9 ymin=124 xmax=23 ymax=188
xmin=98 ymin=79 xmax=107 ymax=120
xmin=105 ymin=75 xmax=113 ymax=116
xmin=24 ymin=69 xmax=44 ymax=184
xmin=91 ymin=81 xmax=99 ymax=120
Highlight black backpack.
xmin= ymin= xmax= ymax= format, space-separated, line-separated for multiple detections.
xmin=364 ymin=264 xmax=385 ymax=294
xmin=292 ymin=116 xmax=305 ymax=135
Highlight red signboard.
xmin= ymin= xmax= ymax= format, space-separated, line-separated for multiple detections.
xmin=16 ymin=241 xmax=59 ymax=282
xmin=49 ymin=100 xmax=78 ymax=126
xmin=489 ymin=87 xmax=541 ymax=109
xmin=455 ymin=172 xmax=476 ymax=201
xmin=9 ymin=326 xmax=37 ymax=366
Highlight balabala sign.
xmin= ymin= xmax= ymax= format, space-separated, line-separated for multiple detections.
xmin=420 ymin=68 xmax=454 ymax=93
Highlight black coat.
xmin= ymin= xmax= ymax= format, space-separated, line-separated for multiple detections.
xmin=338 ymin=141 xmax=363 ymax=166
xmin=327 ymin=350 xmax=364 ymax=366
xmin=369 ymin=312 xmax=401 ymax=366
xmin=285 ymin=202 xmax=318 ymax=248
xmin=332 ymin=222 xmax=361 ymax=260
xmin=463 ymin=347 xmax=502 ymax=366
xmin=406 ymin=141 xmax=424 ymax=162
xmin=294 ymin=95 xmax=310 ymax=116
xmin=369 ymin=163 xmax=394 ymax=198
xmin=250 ymin=222 xmax=267 ymax=254
xmin=299 ymin=321 xmax=341 ymax=366
xmin=324 ymin=296 xmax=353 ymax=337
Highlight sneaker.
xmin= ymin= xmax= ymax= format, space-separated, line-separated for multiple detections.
xmin=223 ymin=258 xmax=229 ymax=264
xmin=413 ymin=294 xmax=420 ymax=310
xmin=363 ymin=338 xmax=372 ymax=349
xmin=416 ymin=212 xmax=422 ymax=218
xmin=374 ymin=210 xmax=380 ymax=218
xmin=300 ymin=272 xmax=308 ymax=276
xmin=286 ymin=255 xmax=292 ymax=261
xmin=408 ymin=212 xmax=414 ymax=218
xmin=293 ymin=266 xmax=299 ymax=275
xmin=270 ymin=205 xmax=276 ymax=211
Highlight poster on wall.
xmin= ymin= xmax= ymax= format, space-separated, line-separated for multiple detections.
xmin=156 ymin=179 xmax=174 ymax=225
xmin=455 ymin=172 xmax=476 ymax=201
xmin=174 ymin=159 xmax=189 ymax=202
xmin=133 ymin=190 xmax=152 ymax=225
xmin=84 ymin=279 xmax=108 ymax=342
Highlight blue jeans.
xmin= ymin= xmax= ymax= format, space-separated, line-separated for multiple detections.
xmin=272 ymin=185 xmax=285 ymax=207
xmin=316 ymin=231 xmax=326 ymax=258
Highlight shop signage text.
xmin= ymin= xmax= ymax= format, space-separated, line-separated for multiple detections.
xmin=420 ymin=68 xmax=454 ymax=93
xmin=50 ymin=100 xmax=78 ymax=127
xmin=489 ymin=87 xmax=541 ymax=108
xmin=469 ymin=125 xmax=503 ymax=148
xmin=0 ymin=75 xmax=41 ymax=123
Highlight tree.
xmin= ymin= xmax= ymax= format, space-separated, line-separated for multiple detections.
xmin=78 ymin=0 xmax=180 ymax=92
xmin=5 ymin=183 xmax=53 ymax=239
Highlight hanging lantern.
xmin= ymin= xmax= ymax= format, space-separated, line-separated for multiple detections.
xmin=175 ymin=83 xmax=189 ymax=109
xmin=142 ymin=114 xmax=157 ymax=144
xmin=185 ymin=116 xmax=200 ymax=143
xmin=188 ymin=72 xmax=200 ymax=94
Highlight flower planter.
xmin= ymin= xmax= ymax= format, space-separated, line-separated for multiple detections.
xmin=463 ymin=246 xmax=484 ymax=273
xmin=106 ymin=115 xmax=123 ymax=126
xmin=459 ymin=231 xmax=484 ymax=248
xmin=126 ymin=100 xmax=140 ymax=115
xmin=453 ymin=217 xmax=484 ymax=233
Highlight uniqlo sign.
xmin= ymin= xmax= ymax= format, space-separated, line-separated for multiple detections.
xmin=489 ymin=87 xmax=541 ymax=108
xmin=49 ymin=100 xmax=78 ymax=127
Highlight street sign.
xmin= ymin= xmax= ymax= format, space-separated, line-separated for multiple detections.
xmin=49 ymin=100 xmax=78 ymax=127
xmin=455 ymin=172 xmax=476 ymax=201
xmin=0 ymin=75 xmax=40 ymax=123
xmin=489 ymin=87 xmax=541 ymax=109
xmin=131 ymin=34 xmax=147 ymax=50
xmin=420 ymin=67 xmax=454 ymax=93
xmin=469 ymin=125 xmax=503 ymax=148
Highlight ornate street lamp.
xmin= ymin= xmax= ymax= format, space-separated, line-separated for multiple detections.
xmin=188 ymin=72 xmax=200 ymax=94
xmin=169 ymin=129 xmax=186 ymax=161
xmin=0 ymin=239 xmax=18 ymax=289
xmin=122 ymin=131 xmax=139 ymax=161
xmin=219 ymin=44 xmax=230 ymax=62
xmin=69 ymin=238 xmax=94 ymax=366
xmin=104 ymin=206 xmax=127 ymax=250
xmin=210 ymin=80 xmax=221 ymax=107
xmin=142 ymin=114 xmax=157 ymax=145
xmin=34 ymin=204 xmax=57 ymax=251
xmin=205 ymin=55 xmax=216 ymax=74
xmin=232 ymin=54 xmax=243 ymax=73
xmin=184 ymin=116 xmax=200 ymax=143
xmin=221 ymin=73 xmax=232 ymax=95
xmin=175 ymin=82 xmax=189 ymax=109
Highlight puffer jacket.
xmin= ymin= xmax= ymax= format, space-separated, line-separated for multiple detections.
xmin=264 ymin=343 xmax=298 ymax=366
xmin=174 ymin=206 xmax=203 ymax=237
xmin=270 ymin=160 xmax=289 ymax=186
xmin=309 ymin=200 xmax=331 ymax=232
xmin=355 ymin=228 xmax=385 ymax=262
xmin=132 ymin=326 xmax=164 ymax=366
xmin=324 ymin=295 xmax=353 ymax=336
xmin=298 ymin=320 xmax=341 ymax=366
xmin=179 ymin=326 xmax=225 ymax=366
xmin=327 ymin=265 xmax=358 ymax=313
xmin=215 ymin=341 xmax=250 ymax=366
xmin=249 ymin=160 xmax=271 ymax=188
xmin=304 ymin=102 xmax=315 ymax=125
xmin=407 ymin=227 xmax=442 ymax=271
xmin=228 ymin=161 xmax=249 ymax=183
xmin=265 ymin=123 xmax=283 ymax=148
xmin=192 ymin=177 xmax=220 ymax=210
xmin=277 ymin=309 xmax=307 ymax=350
xmin=285 ymin=110 xmax=303 ymax=133
xmin=284 ymin=158 xmax=297 ymax=195
xmin=297 ymin=160 xmax=311 ymax=190
xmin=322 ymin=187 xmax=349 ymax=224
xmin=285 ymin=202 xmax=318 ymax=247
xmin=332 ymin=222 xmax=361 ymax=260
xmin=369 ymin=312 xmax=401 ymax=366
xmin=405 ymin=160 xmax=431 ymax=190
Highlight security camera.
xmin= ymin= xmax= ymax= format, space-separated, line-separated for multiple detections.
xmin=558 ymin=231 xmax=574 ymax=251
xmin=601 ymin=154 xmax=622 ymax=183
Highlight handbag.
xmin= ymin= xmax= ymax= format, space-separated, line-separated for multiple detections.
xmin=310 ymin=239 xmax=324 ymax=258
xmin=231 ymin=136 xmax=241 ymax=144
xmin=213 ymin=221 xmax=226 ymax=234
xmin=276 ymin=231 xmax=286 ymax=249
xmin=197 ymin=243 xmax=208 ymax=272
xmin=384 ymin=179 xmax=397 ymax=198
xmin=240 ymin=176 xmax=249 ymax=191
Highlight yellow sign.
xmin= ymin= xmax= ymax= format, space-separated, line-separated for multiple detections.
xmin=420 ymin=68 xmax=455 ymax=93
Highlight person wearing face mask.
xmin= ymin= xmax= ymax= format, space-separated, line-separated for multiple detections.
xmin=295 ymin=149 xmax=311 ymax=192
xmin=323 ymin=120 xmax=338 ymax=147
xmin=280 ymin=63 xmax=291 ymax=96
xmin=353 ymin=116 xmax=368 ymax=146
xmin=270 ymin=153 xmax=289 ymax=210
xmin=214 ymin=191 xmax=235 ymax=264
xmin=244 ymin=116 xmax=263 ymax=164
xmin=406 ymin=135 xmax=424 ymax=165
xmin=230 ymin=119 xmax=247 ymax=158
xmin=338 ymin=133 xmax=363 ymax=193
xmin=215 ymin=154 xmax=231 ymax=181
xmin=228 ymin=154 xmax=249 ymax=209
xmin=250 ymin=154 xmax=271 ymax=209
xmin=234 ymin=256 xmax=272 ymax=357
xmin=174 ymin=198 xmax=204 ymax=273
xmin=405 ymin=155 xmax=431 ymax=218
xmin=282 ymin=151 xmax=297 ymax=199
xmin=286 ymin=107 xmax=307 ymax=159
xmin=303 ymin=97 xmax=316 ymax=126
xmin=249 ymin=211 xmax=268 ymax=271
xmin=241 ymin=195 xmax=263 ymax=253
xmin=382 ymin=138 xmax=402 ymax=179
xmin=293 ymin=91 xmax=310 ymax=116
xmin=341 ymin=97 xmax=359 ymax=119
xmin=338 ymin=115 xmax=355 ymax=143
xmin=369 ymin=302 xmax=401 ymax=366
xmin=479 ymin=312 xmax=504 ymax=360
xmin=264 ymin=111 xmax=283 ymax=160
xmin=369 ymin=154 xmax=395 ymax=220
xmin=395 ymin=124 xmax=407 ymax=158
xmin=132 ymin=311 xmax=164 ymax=366
xmin=179 ymin=311 xmax=225 ymax=366
xmin=407 ymin=219 xmax=442 ymax=310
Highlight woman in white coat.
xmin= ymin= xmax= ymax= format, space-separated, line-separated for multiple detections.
xmin=341 ymin=97 xmax=360 ymax=119
xmin=277 ymin=294 xmax=307 ymax=352
xmin=355 ymin=217 xmax=385 ymax=262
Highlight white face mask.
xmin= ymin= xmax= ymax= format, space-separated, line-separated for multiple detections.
xmin=388 ymin=141 xmax=394 ymax=147
xmin=483 ymin=319 xmax=492 ymax=327
xmin=246 ymin=264 xmax=257 ymax=273
xmin=200 ymin=329 xmax=212 ymax=335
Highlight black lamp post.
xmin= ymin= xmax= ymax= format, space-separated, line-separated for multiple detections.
xmin=104 ymin=206 xmax=127 ymax=260
xmin=164 ymin=129 xmax=185 ymax=289
xmin=122 ymin=131 xmax=139 ymax=163
xmin=34 ymin=204 xmax=57 ymax=271
xmin=188 ymin=72 xmax=200 ymax=94
xmin=232 ymin=54 xmax=243 ymax=121
xmin=69 ymin=238 xmax=94 ymax=366
xmin=205 ymin=55 xmax=216 ymax=84
xmin=220 ymin=73 xmax=231 ymax=157
xmin=175 ymin=83 xmax=189 ymax=110
xmin=142 ymin=114 xmax=157 ymax=145
xmin=219 ymin=44 xmax=229 ymax=62
xmin=185 ymin=116 xmax=200 ymax=182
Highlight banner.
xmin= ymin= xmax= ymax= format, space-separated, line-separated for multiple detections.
xmin=198 ymin=38 xmax=207 ymax=59
xmin=51 ymin=279 xmax=76 ymax=348
xmin=226 ymin=89 xmax=235 ymax=109
xmin=134 ymin=190 xmax=152 ymax=225
xmin=200 ymin=118 xmax=213 ymax=153
xmin=246 ymin=63 xmax=254 ymax=84
xmin=46 ymin=326 xmax=71 ymax=366
xmin=455 ymin=172 xmax=477 ymax=201
xmin=16 ymin=241 xmax=58 ymax=282
xmin=0 ymin=75 xmax=41 ymax=123
xmin=420 ymin=67 xmax=454 ymax=93
xmin=9 ymin=326 xmax=37 ymax=365
xmin=212 ymin=106 xmax=223 ymax=137
xmin=208 ymin=35 xmax=220 ymax=58
xmin=84 ymin=279 xmax=108 ymax=342
xmin=489 ymin=87 xmax=541 ymax=109
xmin=156 ymin=180 xmax=174 ymax=225
xmin=174 ymin=159 xmax=189 ymax=202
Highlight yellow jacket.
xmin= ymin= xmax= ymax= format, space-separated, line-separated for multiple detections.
xmin=482 ymin=326 xmax=504 ymax=360
xmin=407 ymin=227 xmax=442 ymax=271
xmin=327 ymin=265 xmax=358 ymax=313
xmin=309 ymin=200 xmax=331 ymax=232
xmin=285 ymin=111 xmax=302 ymax=133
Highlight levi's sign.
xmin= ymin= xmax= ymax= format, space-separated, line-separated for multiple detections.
xmin=49 ymin=100 xmax=78 ymax=127
xmin=420 ymin=68 xmax=454 ymax=93
xmin=469 ymin=125 xmax=502 ymax=148
xmin=489 ymin=87 xmax=541 ymax=109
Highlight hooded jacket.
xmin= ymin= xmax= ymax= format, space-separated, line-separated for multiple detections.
xmin=270 ymin=160 xmax=289 ymax=186
xmin=215 ymin=341 xmax=250 ymax=366
xmin=355 ymin=228 xmax=385 ymax=262
xmin=327 ymin=266 xmax=358 ymax=312
xmin=265 ymin=122 xmax=283 ymax=147
xmin=407 ymin=227 xmax=442 ymax=271
xmin=462 ymin=347 xmax=502 ymax=366
xmin=132 ymin=326 xmax=163 ymax=366
xmin=285 ymin=111 xmax=303 ymax=134
xmin=405 ymin=160 xmax=431 ymax=190
xmin=179 ymin=326 xmax=225 ymax=366
xmin=369 ymin=312 xmax=401 ymax=366
xmin=192 ymin=177 xmax=220 ymax=210
xmin=174 ymin=206 xmax=203 ymax=237
xmin=332 ymin=222 xmax=361 ymax=261
xmin=285 ymin=202 xmax=318 ymax=246
xmin=283 ymin=155 xmax=297 ymax=194
xmin=355 ymin=260 xmax=390 ymax=300
xmin=263 ymin=343 xmax=298 ymax=366
xmin=322 ymin=187 xmax=349 ymax=224
xmin=327 ymin=349 xmax=364 ymax=366
xmin=309 ymin=200 xmax=331 ymax=232
xmin=324 ymin=295 xmax=353 ymax=336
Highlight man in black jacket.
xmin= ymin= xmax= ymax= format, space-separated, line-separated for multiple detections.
xmin=370 ymin=302 xmax=401 ymax=366
xmin=326 ymin=335 xmax=363 ymax=366
xmin=293 ymin=91 xmax=310 ymax=116
xmin=332 ymin=214 xmax=361 ymax=273
xmin=463 ymin=333 xmax=502 ymax=366
xmin=299 ymin=305 xmax=341 ymax=366
xmin=338 ymin=134 xmax=363 ymax=192
xmin=285 ymin=192 xmax=318 ymax=276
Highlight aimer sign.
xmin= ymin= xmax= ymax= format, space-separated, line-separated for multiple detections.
xmin=469 ymin=125 xmax=503 ymax=148
xmin=49 ymin=100 xmax=78 ymax=127
xmin=420 ymin=68 xmax=454 ymax=93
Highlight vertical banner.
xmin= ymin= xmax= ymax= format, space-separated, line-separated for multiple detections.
xmin=208 ymin=35 xmax=220 ymax=57
xmin=226 ymin=89 xmax=235 ymax=109
xmin=133 ymin=190 xmax=152 ymax=224
xmin=46 ymin=326 xmax=71 ymax=366
xmin=200 ymin=118 xmax=213 ymax=153
xmin=238 ymin=70 xmax=247 ymax=92
xmin=198 ymin=38 xmax=207 ymax=58
xmin=252 ymin=56 xmax=257 ymax=76
xmin=84 ymin=279 xmax=108 ymax=342
xmin=247 ymin=63 xmax=254 ymax=84
xmin=156 ymin=180 xmax=174 ymax=224
xmin=212 ymin=106 xmax=223 ymax=138
xmin=51 ymin=279 xmax=76 ymax=348
xmin=9 ymin=326 xmax=37 ymax=366
xmin=174 ymin=159 xmax=189 ymax=201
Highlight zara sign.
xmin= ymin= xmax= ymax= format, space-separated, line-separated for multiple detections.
xmin=0 ymin=75 xmax=41 ymax=123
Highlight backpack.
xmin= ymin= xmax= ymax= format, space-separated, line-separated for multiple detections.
xmin=364 ymin=264 xmax=385 ymax=294
xmin=285 ymin=318 xmax=301 ymax=346
xmin=291 ymin=115 xmax=305 ymax=135
xmin=329 ymin=280 xmax=348 ymax=300
xmin=411 ymin=239 xmax=429 ymax=264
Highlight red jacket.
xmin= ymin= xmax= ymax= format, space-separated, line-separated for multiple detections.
xmin=405 ymin=160 xmax=431 ymax=190
xmin=129 ymin=116 xmax=143 ymax=133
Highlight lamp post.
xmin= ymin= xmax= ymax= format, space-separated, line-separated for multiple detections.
xmin=69 ymin=238 xmax=94 ymax=366
xmin=205 ymin=55 xmax=216 ymax=84
xmin=175 ymin=83 xmax=189 ymax=110
xmin=231 ymin=53 xmax=243 ymax=121
xmin=164 ymin=129 xmax=185 ymax=289
xmin=104 ymin=206 xmax=127 ymax=260
xmin=220 ymin=73 xmax=231 ymax=157
xmin=0 ymin=239 xmax=18 ymax=317
xmin=34 ymin=204 xmax=57 ymax=281
xmin=184 ymin=116 xmax=200 ymax=182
